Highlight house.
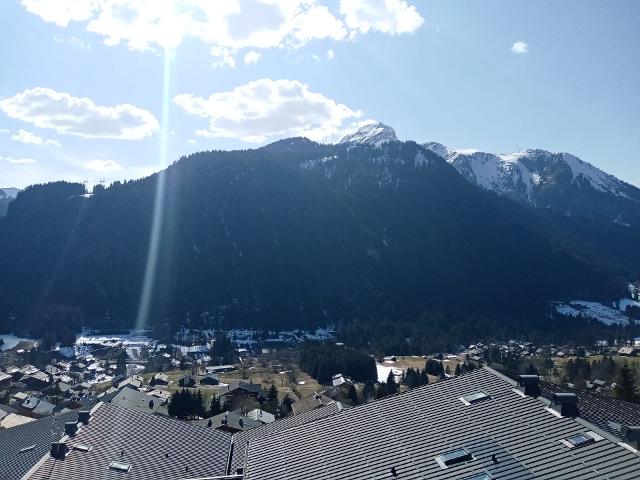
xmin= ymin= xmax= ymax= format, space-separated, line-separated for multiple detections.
xmin=0 ymin=412 xmax=36 ymax=429
xmin=331 ymin=373 xmax=350 ymax=387
xmin=103 ymin=386 xmax=166 ymax=415
xmin=0 ymin=370 xmax=12 ymax=387
xmin=150 ymin=372 xmax=169 ymax=386
xmin=23 ymin=402 xmax=231 ymax=479
xmin=217 ymin=381 xmax=261 ymax=400
xmin=244 ymin=408 xmax=275 ymax=424
xmin=291 ymin=393 xmax=334 ymax=415
xmin=178 ymin=375 xmax=197 ymax=388
xmin=20 ymin=371 xmax=50 ymax=390
xmin=20 ymin=396 xmax=56 ymax=418
xmin=206 ymin=364 xmax=236 ymax=374
xmin=200 ymin=411 xmax=262 ymax=433
xmin=618 ymin=346 xmax=638 ymax=356
xmin=117 ymin=374 xmax=143 ymax=390
xmin=200 ymin=373 xmax=220 ymax=386
xmin=234 ymin=368 xmax=640 ymax=480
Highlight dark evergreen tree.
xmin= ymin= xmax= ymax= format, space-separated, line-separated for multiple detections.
xmin=615 ymin=361 xmax=638 ymax=402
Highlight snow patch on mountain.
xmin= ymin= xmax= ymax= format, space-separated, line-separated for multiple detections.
xmin=423 ymin=142 xmax=638 ymax=204
xmin=339 ymin=122 xmax=397 ymax=147
xmin=552 ymin=299 xmax=639 ymax=326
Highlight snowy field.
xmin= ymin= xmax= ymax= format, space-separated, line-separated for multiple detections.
xmin=0 ymin=334 xmax=37 ymax=351
xmin=552 ymin=299 xmax=638 ymax=326
xmin=376 ymin=363 xmax=404 ymax=383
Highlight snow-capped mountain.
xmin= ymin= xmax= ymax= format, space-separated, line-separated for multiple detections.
xmin=423 ymin=142 xmax=640 ymax=226
xmin=339 ymin=122 xmax=397 ymax=147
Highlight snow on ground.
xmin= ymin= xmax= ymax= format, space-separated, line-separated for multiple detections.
xmin=619 ymin=298 xmax=640 ymax=311
xmin=553 ymin=300 xmax=637 ymax=326
xmin=0 ymin=334 xmax=37 ymax=351
xmin=376 ymin=363 xmax=404 ymax=383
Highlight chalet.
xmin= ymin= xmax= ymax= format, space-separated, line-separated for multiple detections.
xmin=178 ymin=375 xmax=197 ymax=388
xmin=244 ymin=408 xmax=275 ymax=424
xmin=20 ymin=371 xmax=50 ymax=390
xmin=117 ymin=374 xmax=143 ymax=390
xmin=207 ymin=364 xmax=236 ymax=374
xmin=200 ymin=373 xmax=220 ymax=386
xmin=618 ymin=346 xmax=638 ymax=356
xmin=150 ymin=372 xmax=169 ymax=386
xmin=0 ymin=370 xmax=12 ymax=387
xmin=203 ymin=411 xmax=262 ymax=433
xmin=217 ymin=381 xmax=261 ymax=400
xmin=291 ymin=393 xmax=334 ymax=415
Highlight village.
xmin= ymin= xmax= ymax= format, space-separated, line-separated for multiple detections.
xmin=1 ymin=326 xmax=640 ymax=433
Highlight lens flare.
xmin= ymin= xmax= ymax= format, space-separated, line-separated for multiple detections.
xmin=135 ymin=48 xmax=174 ymax=330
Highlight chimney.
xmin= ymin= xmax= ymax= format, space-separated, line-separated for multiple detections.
xmin=78 ymin=410 xmax=91 ymax=424
xmin=517 ymin=375 xmax=541 ymax=397
xmin=551 ymin=392 xmax=579 ymax=417
xmin=64 ymin=421 xmax=78 ymax=437
xmin=50 ymin=442 xmax=69 ymax=460
xmin=622 ymin=425 xmax=640 ymax=449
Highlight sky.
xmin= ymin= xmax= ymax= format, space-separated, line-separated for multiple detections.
xmin=0 ymin=0 xmax=639 ymax=189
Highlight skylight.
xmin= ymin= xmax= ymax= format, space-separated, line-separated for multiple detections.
xmin=460 ymin=391 xmax=491 ymax=405
xmin=109 ymin=461 xmax=131 ymax=473
xmin=73 ymin=443 xmax=92 ymax=452
xmin=435 ymin=447 xmax=473 ymax=468
xmin=564 ymin=433 xmax=595 ymax=448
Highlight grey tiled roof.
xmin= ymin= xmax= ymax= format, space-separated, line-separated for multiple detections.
xmin=241 ymin=368 xmax=640 ymax=480
xmin=0 ymin=410 xmax=78 ymax=479
xmin=104 ymin=386 xmax=165 ymax=415
xmin=26 ymin=402 xmax=231 ymax=480
xmin=229 ymin=401 xmax=344 ymax=473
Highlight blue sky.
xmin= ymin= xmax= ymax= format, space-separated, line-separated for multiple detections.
xmin=1 ymin=0 xmax=639 ymax=189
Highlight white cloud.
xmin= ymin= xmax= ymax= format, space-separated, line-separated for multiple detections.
xmin=340 ymin=0 xmax=424 ymax=35
xmin=511 ymin=41 xmax=529 ymax=54
xmin=211 ymin=46 xmax=237 ymax=69
xmin=22 ymin=0 xmax=99 ymax=27
xmin=22 ymin=0 xmax=423 ymax=61
xmin=12 ymin=129 xmax=62 ymax=147
xmin=326 ymin=49 xmax=335 ymax=60
xmin=244 ymin=50 xmax=262 ymax=65
xmin=83 ymin=159 xmax=123 ymax=171
xmin=0 ymin=87 xmax=159 ymax=140
xmin=173 ymin=78 xmax=362 ymax=143
xmin=0 ymin=155 xmax=37 ymax=164
xmin=0 ymin=128 xmax=10 ymax=134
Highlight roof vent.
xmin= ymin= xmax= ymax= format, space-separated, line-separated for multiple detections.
xmin=109 ymin=461 xmax=131 ymax=473
xmin=78 ymin=410 xmax=91 ymax=424
xmin=19 ymin=445 xmax=36 ymax=453
xmin=517 ymin=375 xmax=541 ymax=397
xmin=551 ymin=393 xmax=579 ymax=417
xmin=462 ymin=474 xmax=492 ymax=480
xmin=435 ymin=447 xmax=473 ymax=468
xmin=65 ymin=421 xmax=79 ymax=436
xmin=51 ymin=442 xmax=69 ymax=460
xmin=73 ymin=444 xmax=92 ymax=452
xmin=460 ymin=391 xmax=490 ymax=405
xmin=622 ymin=425 xmax=640 ymax=448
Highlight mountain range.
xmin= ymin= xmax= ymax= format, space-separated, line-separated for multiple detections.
xmin=0 ymin=124 xmax=637 ymax=349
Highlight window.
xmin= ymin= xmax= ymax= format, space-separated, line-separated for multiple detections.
xmin=109 ymin=461 xmax=131 ymax=473
xmin=435 ymin=448 xmax=473 ymax=468
xmin=564 ymin=433 xmax=595 ymax=448
xmin=460 ymin=391 xmax=490 ymax=405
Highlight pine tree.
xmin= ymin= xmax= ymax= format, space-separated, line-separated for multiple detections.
xmin=210 ymin=396 xmax=222 ymax=416
xmin=386 ymin=370 xmax=398 ymax=395
xmin=615 ymin=361 xmax=638 ymax=402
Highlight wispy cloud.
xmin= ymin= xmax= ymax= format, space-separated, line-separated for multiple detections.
xmin=243 ymin=51 xmax=262 ymax=66
xmin=0 ymin=87 xmax=159 ymax=140
xmin=84 ymin=159 xmax=123 ymax=172
xmin=12 ymin=129 xmax=61 ymax=147
xmin=1 ymin=155 xmax=37 ymax=164
xmin=511 ymin=41 xmax=529 ymax=54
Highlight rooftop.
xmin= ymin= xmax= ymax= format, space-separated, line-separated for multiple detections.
xmin=239 ymin=368 xmax=640 ymax=479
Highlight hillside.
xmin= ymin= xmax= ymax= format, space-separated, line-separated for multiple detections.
xmin=0 ymin=139 xmax=622 ymax=345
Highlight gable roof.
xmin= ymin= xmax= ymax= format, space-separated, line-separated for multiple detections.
xmin=229 ymin=401 xmax=344 ymax=473
xmin=240 ymin=368 xmax=640 ymax=479
xmin=104 ymin=386 xmax=165 ymax=415
xmin=0 ymin=410 xmax=78 ymax=479
xmin=26 ymin=402 xmax=232 ymax=480
xmin=218 ymin=381 xmax=262 ymax=397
